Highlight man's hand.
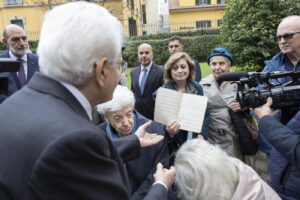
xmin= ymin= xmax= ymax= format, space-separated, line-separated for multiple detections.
xmin=255 ymin=97 xmax=278 ymax=119
xmin=135 ymin=121 xmax=164 ymax=147
xmin=166 ymin=121 xmax=180 ymax=137
xmin=154 ymin=163 xmax=176 ymax=189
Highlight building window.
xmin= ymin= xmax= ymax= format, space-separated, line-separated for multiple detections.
xmin=130 ymin=0 xmax=134 ymax=10
xmin=10 ymin=19 xmax=24 ymax=28
xmin=196 ymin=0 xmax=211 ymax=6
xmin=142 ymin=5 xmax=147 ymax=24
xmin=196 ymin=20 xmax=211 ymax=28
xmin=4 ymin=0 xmax=22 ymax=6
xmin=217 ymin=19 xmax=222 ymax=27
xmin=217 ymin=0 xmax=226 ymax=4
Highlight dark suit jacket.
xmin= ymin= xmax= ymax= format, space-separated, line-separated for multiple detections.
xmin=0 ymin=51 xmax=39 ymax=103
xmin=130 ymin=63 xmax=164 ymax=120
xmin=0 ymin=73 xmax=167 ymax=200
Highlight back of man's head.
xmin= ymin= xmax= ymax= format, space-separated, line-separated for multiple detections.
xmin=38 ymin=1 xmax=123 ymax=85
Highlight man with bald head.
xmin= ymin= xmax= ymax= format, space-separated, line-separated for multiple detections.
xmin=261 ymin=15 xmax=300 ymax=123
xmin=0 ymin=24 xmax=39 ymax=103
xmin=130 ymin=43 xmax=164 ymax=120
xmin=258 ymin=16 xmax=300 ymax=200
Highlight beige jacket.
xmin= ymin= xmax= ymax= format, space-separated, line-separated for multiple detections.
xmin=231 ymin=158 xmax=281 ymax=200
xmin=200 ymin=74 xmax=240 ymax=157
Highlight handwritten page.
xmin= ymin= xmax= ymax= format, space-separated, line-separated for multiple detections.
xmin=154 ymin=88 xmax=181 ymax=125
xmin=154 ymin=87 xmax=208 ymax=133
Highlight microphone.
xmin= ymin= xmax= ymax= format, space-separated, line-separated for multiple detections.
xmin=218 ymin=72 xmax=249 ymax=81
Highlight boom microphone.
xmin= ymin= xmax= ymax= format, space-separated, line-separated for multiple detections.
xmin=218 ymin=72 xmax=249 ymax=81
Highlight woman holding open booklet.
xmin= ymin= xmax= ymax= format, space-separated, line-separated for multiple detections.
xmin=158 ymin=52 xmax=210 ymax=164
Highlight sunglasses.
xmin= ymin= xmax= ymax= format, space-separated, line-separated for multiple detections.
xmin=275 ymin=31 xmax=300 ymax=42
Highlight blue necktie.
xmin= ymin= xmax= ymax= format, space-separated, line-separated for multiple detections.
xmin=17 ymin=58 xmax=26 ymax=87
xmin=140 ymin=68 xmax=148 ymax=94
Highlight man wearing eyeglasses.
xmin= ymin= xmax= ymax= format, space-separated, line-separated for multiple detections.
xmin=261 ymin=15 xmax=300 ymax=124
xmin=258 ymin=15 xmax=300 ymax=200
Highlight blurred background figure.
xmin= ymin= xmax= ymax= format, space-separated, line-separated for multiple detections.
xmin=160 ymin=52 xmax=209 ymax=164
xmin=0 ymin=24 xmax=39 ymax=103
xmin=174 ymin=139 xmax=281 ymax=200
xmin=168 ymin=36 xmax=201 ymax=82
xmin=131 ymin=43 xmax=164 ymax=120
xmin=97 ymin=85 xmax=170 ymax=200
xmin=119 ymin=46 xmax=128 ymax=86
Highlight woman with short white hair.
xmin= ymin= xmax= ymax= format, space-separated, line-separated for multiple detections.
xmin=97 ymin=85 xmax=170 ymax=199
xmin=174 ymin=138 xmax=280 ymax=200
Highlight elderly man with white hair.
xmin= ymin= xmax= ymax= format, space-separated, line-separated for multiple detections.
xmin=97 ymin=85 xmax=170 ymax=200
xmin=0 ymin=2 xmax=175 ymax=200
xmin=174 ymin=139 xmax=281 ymax=200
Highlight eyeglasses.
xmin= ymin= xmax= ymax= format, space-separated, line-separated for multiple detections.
xmin=275 ymin=31 xmax=300 ymax=42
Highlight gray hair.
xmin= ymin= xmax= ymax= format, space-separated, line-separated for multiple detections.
xmin=97 ymin=85 xmax=135 ymax=116
xmin=38 ymin=1 xmax=123 ymax=85
xmin=175 ymin=139 xmax=239 ymax=200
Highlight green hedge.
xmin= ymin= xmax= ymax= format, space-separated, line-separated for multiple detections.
xmin=123 ymin=31 xmax=221 ymax=68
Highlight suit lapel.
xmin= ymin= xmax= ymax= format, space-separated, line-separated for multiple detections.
xmin=27 ymin=53 xmax=39 ymax=81
xmin=27 ymin=73 xmax=90 ymax=121
xmin=133 ymin=66 xmax=142 ymax=96
xmin=142 ymin=63 xmax=156 ymax=95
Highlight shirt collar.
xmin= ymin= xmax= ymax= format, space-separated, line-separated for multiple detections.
xmin=59 ymin=81 xmax=93 ymax=121
xmin=9 ymin=51 xmax=27 ymax=63
xmin=141 ymin=61 xmax=153 ymax=71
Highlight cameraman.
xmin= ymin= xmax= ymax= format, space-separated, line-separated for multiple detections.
xmin=260 ymin=15 xmax=300 ymax=124
xmin=255 ymin=97 xmax=300 ymax=200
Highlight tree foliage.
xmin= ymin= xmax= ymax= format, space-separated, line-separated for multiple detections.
xmin=221 ymin=0 xmax=300 ymax=70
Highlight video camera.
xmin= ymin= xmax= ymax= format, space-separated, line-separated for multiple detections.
xmin=218 ymin=71 xmax=300 ymax=108
xmin=0 ymin=58 xmax=21 ymax=95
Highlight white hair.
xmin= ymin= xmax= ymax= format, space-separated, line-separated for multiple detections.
xmin=38 ymin=1 xmax=123 ymax=85
xmin=97 ymin=85 xmax=135 ymax=116
xmin=175 ymin=139 xmax=239 ymax=200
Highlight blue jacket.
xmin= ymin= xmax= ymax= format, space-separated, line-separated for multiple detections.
xmin=263 ymin=52 xmax=300 ymax=84
xmin=98 ymin=111 xmax=170 ymax=200
xmin=259 ymin=111 xmax=300 ymax=200
xmin=258 ymin=52 xmax=300 ymax=154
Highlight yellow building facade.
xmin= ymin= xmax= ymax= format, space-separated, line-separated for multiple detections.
xmin=0 ymin=0 xmax=143 ymax=41
xmin=169 ymin=0 xmax=226 ymax=32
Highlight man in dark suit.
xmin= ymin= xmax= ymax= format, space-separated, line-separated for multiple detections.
xmin=0 ymin=24 xmax=39 ymax=103
xmin=168 ymin=35 xmax=202 ymax=82
xmin=131 ymin=43 xmax=164 ymax=120
xmin=0 ymin=2 xmax=175 ymax=200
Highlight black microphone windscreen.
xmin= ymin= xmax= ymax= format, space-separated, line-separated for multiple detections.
xmin=218 ymin=72 xmax=249 ymax=81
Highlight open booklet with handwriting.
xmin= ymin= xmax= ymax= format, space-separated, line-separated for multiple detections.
xmin=154 ymin=87 xmax=208 ymax=133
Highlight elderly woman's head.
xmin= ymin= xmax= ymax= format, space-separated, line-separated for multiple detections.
xmin=97 ymin=85 xmax=135 ymax=136
xmin=164 ymin=52 xmax=195 ymax=83
xmin=207 ymin=47 xmax=233 ymax=80
xmin=174 ymin=139 xmax=239 ymax=200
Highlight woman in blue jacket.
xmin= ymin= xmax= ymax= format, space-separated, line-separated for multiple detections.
xmin=160 ymin=52 xmax=210 ymax=162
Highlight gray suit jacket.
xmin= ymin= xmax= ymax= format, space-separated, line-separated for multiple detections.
xmin=0 ymin=73 xmax=167 ymax=200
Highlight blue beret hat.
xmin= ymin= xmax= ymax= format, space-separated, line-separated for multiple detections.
xmin=207 ymin=47 xmax=233 ymax=65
